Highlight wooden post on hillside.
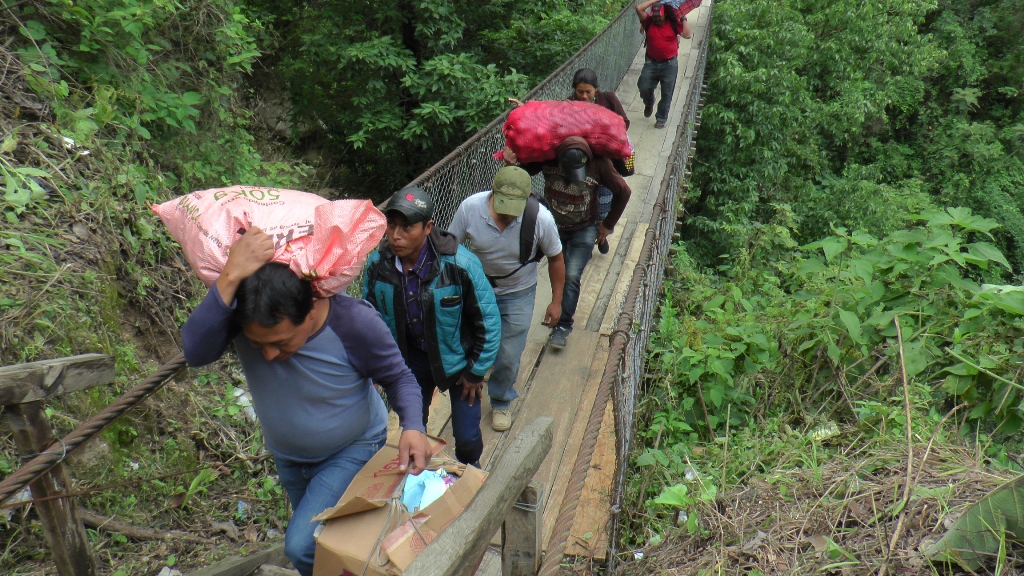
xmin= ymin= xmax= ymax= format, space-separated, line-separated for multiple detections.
xmin=502 ymin=481 xmax=543 ymax=575
xmin=1 ymin=354 xmax=115 ymax=576
xmin=405 ymin=417 xmax=553 ymax=576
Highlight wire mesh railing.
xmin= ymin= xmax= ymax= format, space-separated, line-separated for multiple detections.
xmin=405 ymin=1 xmax=644 ymax=228
xmin=605 ymin=5 xmax=713 ymax=571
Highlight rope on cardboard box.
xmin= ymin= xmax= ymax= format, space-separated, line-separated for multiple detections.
xmin=361 ymin=480 xmax=409 ymax=576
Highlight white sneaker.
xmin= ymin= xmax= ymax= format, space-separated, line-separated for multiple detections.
xmin=492 ymin=408 xmax=512 ymax=431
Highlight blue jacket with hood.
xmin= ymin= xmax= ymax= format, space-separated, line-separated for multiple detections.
xmin=363 ymin=229 xmax=501 ymax=388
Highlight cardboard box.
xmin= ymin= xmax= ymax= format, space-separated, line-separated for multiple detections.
xmin=312 ymin=441 xmax=487 ymax=576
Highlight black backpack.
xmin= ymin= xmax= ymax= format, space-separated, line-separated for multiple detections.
xmin=485 ymin=195 xmax=545 ymax=287
xmin=642 ymin=14 xmax=685 ymax=39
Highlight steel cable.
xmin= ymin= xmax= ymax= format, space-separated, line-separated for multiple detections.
xmin=0 ymin=352 xmax=187 ymax=504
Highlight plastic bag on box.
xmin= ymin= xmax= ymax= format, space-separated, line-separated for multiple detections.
xmin=152 ymin=186 xmax=385 ymax=297
xmin=498 ymin=100 xmax=631 ymax=164
xmin=401 ymin=469 xmax=450 ymax=514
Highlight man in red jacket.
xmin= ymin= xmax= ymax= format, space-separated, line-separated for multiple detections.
xmin=637 ymin=0 xmax=693 ymax=129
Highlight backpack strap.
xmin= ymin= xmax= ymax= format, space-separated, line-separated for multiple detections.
xmin=485 ymin=195 xmax=545 ymax=287
xmin=670 ymin=16 xmax=683 ymax=36
xmin=519 ymin=195 xmax=543 ymax=265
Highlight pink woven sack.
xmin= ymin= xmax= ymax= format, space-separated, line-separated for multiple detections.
xmin=152 ymin=186 xmax=385 ymax=297
xmin=498 ymin=100 xmax=631 ymax=164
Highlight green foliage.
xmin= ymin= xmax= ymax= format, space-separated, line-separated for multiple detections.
xmin=653 ymin=209 xmax=1024 ymax=440
xmin=248 ymin=0 xmax=623 ymax=192
xmin=796 ymin=209 xmax=1024 ymax=427
xmin=626 ymin=209 xmax=1024 ymax=553
xmin=15 ymin=0 xmax=258 ymax=141
xmin=1 ymin=0 xmax=313 ymax=365
xmin=689 ymin=0 xmax=1024 ymax=268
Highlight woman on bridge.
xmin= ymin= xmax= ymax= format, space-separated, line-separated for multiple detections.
xmin=568 ymin=68 xmax=631 ymax=254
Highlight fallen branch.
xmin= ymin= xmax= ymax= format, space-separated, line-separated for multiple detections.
xmin=945 ymin=348 xmax=1024 ymax=392
xmin=77 ymin=507 xmax=207 ymax=542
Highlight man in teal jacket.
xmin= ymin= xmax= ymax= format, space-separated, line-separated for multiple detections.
xmin=363 ymin=187 xmax=501 ymax=466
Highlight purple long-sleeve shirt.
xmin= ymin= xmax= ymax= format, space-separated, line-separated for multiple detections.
xmin=181 ymin=284 xmax=425 ymax=463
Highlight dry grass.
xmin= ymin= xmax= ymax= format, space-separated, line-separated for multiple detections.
xmin=617 ymin=439 xmax=1019 ymax=575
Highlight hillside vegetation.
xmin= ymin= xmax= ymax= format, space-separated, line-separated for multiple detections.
xmin=0 ymin=1 xmax=623 ymax=573
xmin=621 ymin=0 xmax=1024 ymax=573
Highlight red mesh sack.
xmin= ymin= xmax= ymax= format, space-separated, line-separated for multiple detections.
xmin=662 ymin=0 xmax=702 ymax=19
xmin=500 ymin=100 xmax=631 ymax=164
xmin=152 ymin=186 xmax=385 ymax=297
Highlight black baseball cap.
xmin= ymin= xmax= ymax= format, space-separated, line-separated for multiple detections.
xmin=559 ymin=148 xmax=589 ymax=184
xmin=385 ymin=186 xmax=434 ymax=224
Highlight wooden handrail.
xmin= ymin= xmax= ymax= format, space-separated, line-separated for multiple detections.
xmin=404 ymin=416 xmax=554 ymax=576
xmin=0 ymin=353 xmax=114 ymax=406
xmin=0 ymin=354 xmax=115 ymax=576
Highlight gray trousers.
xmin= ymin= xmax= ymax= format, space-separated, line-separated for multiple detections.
xmin=637 ymin=56 xmax=678 ymax=122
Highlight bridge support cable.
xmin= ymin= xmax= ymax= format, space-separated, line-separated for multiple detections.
xmin=0 ymin=353 xmax=188 ymax=505
xmin=538 ymin=3 xmax=715 ymax=573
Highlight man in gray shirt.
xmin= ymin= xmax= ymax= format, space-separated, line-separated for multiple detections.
xmin=448 ymin=166 xmax=565 ymax=431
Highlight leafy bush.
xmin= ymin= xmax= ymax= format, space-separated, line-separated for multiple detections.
xmin=651 ymin=208 xmax=1024 ymax=440
xmin=626 ymin=209 xmax=1024 ymax=550
xmin=689 ymin=0 xmax=1024 ymax=267
xmin=1 ymin=0 xmax=311 ymax=364
xmin=246 ymin=0 xmax=624 ymax=193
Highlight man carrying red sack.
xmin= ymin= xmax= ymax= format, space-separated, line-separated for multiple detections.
xmin=504 ymin=136 xmax=631 ymax=349
xmin=181 ymin=227 xmax=431 ymax=576
xmin=637 ymin=0 xmax=693 ymax=129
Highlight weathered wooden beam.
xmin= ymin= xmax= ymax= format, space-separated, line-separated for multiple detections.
xmin=502 ymin=481 xmax=543 ymax=576
xmin=7 ymin=401 xmax=97 ymax=576
xmin=405 ymin=417 xmax=554 ymax=576
xmin=0 ymin=354 xmax=114 ymax=406
xmin=255 ymin=564 xmax=298 ymax=576
xmin=186 ymin=543 xmax=287 ymax=576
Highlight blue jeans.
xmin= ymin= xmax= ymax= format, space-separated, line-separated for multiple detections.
xmin=405 ymin=345 xmax=483 ymax=465
xmin=490 ymin=284 xmax=538 ymax=410
xmin=597 ymin=186 xmax=613 ymax=221
xmin=637 ymin=56 xmax=678 ymax=122
xmin=276 ymin=428 xmax=387 ymax=576
xmin=558 ymin=225 xmax=598 ymax=331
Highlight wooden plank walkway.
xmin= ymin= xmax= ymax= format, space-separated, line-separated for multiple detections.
xmin=381 ymin=5 xmax=714 ymax=572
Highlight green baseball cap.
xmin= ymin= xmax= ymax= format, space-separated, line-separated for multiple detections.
xmin=492 ymin=166 xmax=532 ymax=216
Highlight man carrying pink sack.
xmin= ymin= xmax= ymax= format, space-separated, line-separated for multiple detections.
xmin=158 ymin=187 xmax=432 ymax=576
